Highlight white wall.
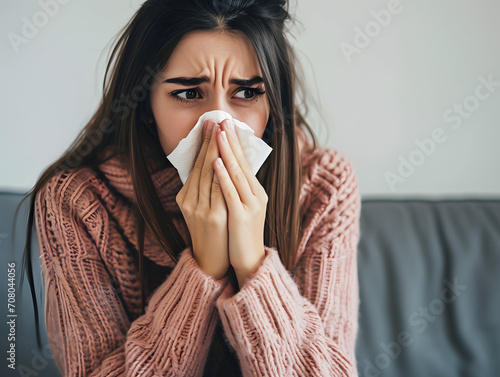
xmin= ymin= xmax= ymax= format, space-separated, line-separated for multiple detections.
xmin=1 ymin=0 xmax=499 ymax=198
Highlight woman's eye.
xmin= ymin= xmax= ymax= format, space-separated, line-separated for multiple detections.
xmin=234 ymin=88 xmax=256 ymax=99
xmin=177 ymin=89 xmax=198 ymax=100
xmin=234 ymin=87 xmax=266 ymax=102
xmin=170 ymin=87 xmax=265 ymax=104
xmin=169 ymin=89 xmax=201 ymax=104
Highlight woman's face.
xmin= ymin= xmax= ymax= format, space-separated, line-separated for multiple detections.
xmin=151 ymin=30 xmax=270 ymax=156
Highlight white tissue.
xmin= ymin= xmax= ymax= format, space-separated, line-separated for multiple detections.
xmin=166 ymin=110 xmax=273 ymax=185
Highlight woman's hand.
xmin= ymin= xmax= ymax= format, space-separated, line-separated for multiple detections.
xmin=214 ymin=119 xmax=268 ymax=286
xmin=176 ymin=120 xmax=230 ymax=280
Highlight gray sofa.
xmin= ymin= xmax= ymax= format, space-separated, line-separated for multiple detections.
xmin=1 ymin=191 xmax=499 ymax=377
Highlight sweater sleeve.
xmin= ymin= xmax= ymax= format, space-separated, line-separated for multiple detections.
xmin=34 ymin=171 xmax=230 ymax=377
xmin=215 ymin=150 xmax=361 ymax=377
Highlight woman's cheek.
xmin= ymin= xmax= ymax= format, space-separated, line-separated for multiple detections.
xmin=156 ymin=117 xmax=197 ymax=155
xmin=248 ymin=115 xmax=268 ymax=139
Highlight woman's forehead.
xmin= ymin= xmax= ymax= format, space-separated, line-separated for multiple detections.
xmin=162 ymin=30 xmax=262 ymax=80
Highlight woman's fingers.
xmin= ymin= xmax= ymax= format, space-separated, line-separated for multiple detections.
xmin=214 ymin=155 xmax=240 ymax=215
xmin=186 ymin=119 xmax=217 ymax=204
xmin=211 ymin=164 xmax=225 ymax=210
xmin=217 ymin=119 xmax=258 ymax=204
xmin=198 ymin=122 xmax=220 ymax=208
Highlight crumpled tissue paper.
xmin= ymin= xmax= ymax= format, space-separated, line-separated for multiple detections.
xmin=166 ymin=110 xmax=273 ymax=185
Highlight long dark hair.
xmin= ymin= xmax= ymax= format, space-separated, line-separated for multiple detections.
xmin=15 ymin=0 xmax=320 ymax=350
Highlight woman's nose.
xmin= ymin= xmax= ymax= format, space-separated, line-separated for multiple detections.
xmin=208 ymin=90 xmax=232 ymax=115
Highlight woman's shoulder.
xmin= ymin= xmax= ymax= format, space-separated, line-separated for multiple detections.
xmin=36 ymin=163 xmax=108 ymax=217
xmin=298 ymin=130 xmax=359 ymax=206
xmin=296 ymin=131 xmax=361 ymax=261
xmin=308 ymin=148 xmax=358 ymax=189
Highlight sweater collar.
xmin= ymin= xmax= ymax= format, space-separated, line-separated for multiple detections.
xmin=97 ymin=150 xmax=183 ymax=215
xmin=96 ymin=126 xmax=312 ymax=215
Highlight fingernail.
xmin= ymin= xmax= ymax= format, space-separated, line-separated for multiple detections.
xmin=221 ymin=130 xmax=228 ymax=143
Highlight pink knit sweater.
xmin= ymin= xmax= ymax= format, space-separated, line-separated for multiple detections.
xmin=34 ymin=131 xmax=361 ymax=377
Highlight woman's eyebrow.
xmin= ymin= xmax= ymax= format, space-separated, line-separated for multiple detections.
xmin=162 ymin=75 xmax=263 ymax=86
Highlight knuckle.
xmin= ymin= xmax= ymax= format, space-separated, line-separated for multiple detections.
xmin=256 ymin=186 xmax=268 ymax=201
xmin=204 ymin=129 xmax=213 ymax=142
xmin=226 ymin=189 xmax=238 ymax=202
xmin=206 ymin=212 xmax=224 ymax=226
xmin=207 ymin=211 xmax=216 ymax=223
xmin=194 ymin=158 xmax=204 ymax=171
xmin=232 ymin=169 xmax=244 ymax=185
xmin=176 ymin=186 xmax=186 ymax=198
xmin=211 ymin=180 xmax=221 ymax=194
xmin=183 ymin=201 xmax=194 ymax=214
xmin=200 ymin=165 xmax=212 ymax=179
xmin=261 ymin=190 xmax=268 ymax=203
xmin=227 ymin=161 xmax=239 ymax=173
xmin=193 ymin=208 xmax=206 ymax=220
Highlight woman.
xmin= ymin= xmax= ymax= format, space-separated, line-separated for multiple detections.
xmin=17 ymin=0 xmax=362 ymax=375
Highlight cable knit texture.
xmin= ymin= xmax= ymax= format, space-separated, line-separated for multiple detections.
xmin=34 ymin=128 xmax=362 ymax=377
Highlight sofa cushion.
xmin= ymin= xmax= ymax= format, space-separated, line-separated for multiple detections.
xmin=356 ymin=199 xmax=500 ymax=377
